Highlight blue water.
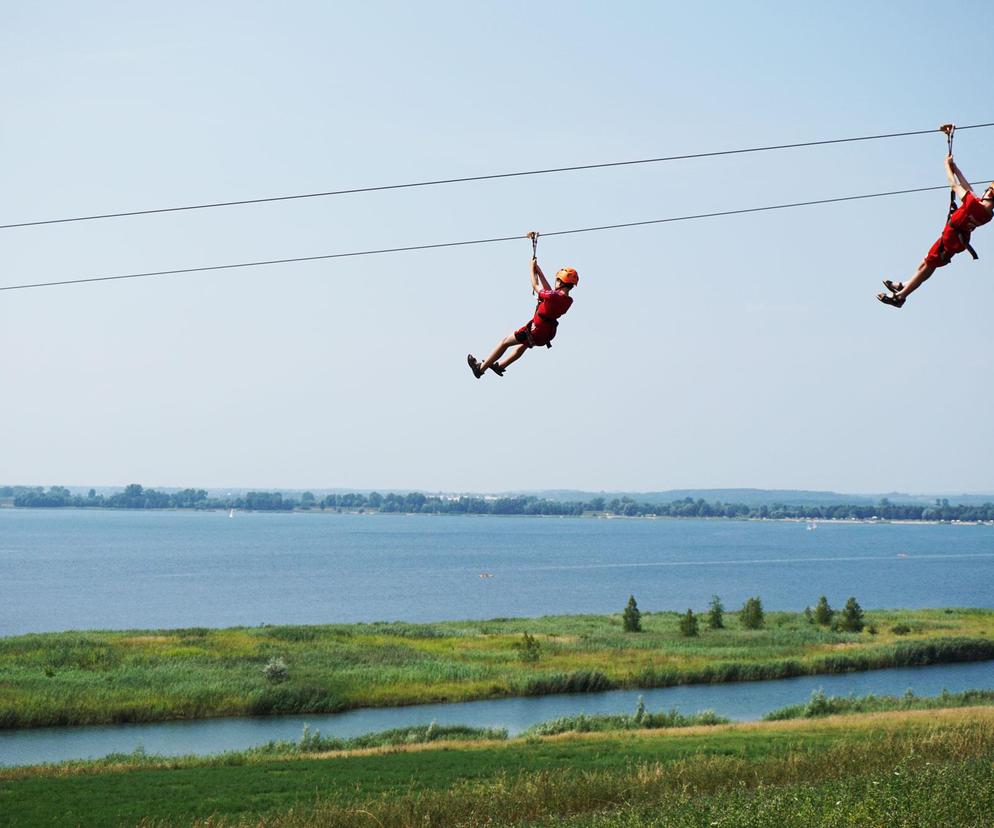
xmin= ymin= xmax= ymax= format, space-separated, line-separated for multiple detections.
xmin=2 ymin=509 xmax=994 ymax=636
xmin=2 ymin=659 xmax=993 ymax=767
xmin=3 ymin=510 xmax=994 ymax=768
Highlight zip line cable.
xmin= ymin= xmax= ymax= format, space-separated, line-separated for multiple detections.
xmin=3 ymin=180 xmax=988 ymax=293
xmin=2 ymin=122 xmax=993 ymax=232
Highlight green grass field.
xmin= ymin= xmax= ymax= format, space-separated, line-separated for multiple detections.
xmin=2 ymin=607 xmax=993 ymax=728
xmin=2 ymin=707 xmax=993 ymax=826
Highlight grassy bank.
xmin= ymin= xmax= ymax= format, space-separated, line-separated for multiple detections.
xmin=2 ymin=607 xmax=993 ymax=728
xmin=764 ymin=687 xmax=994 ymax=720
xmin=2 ymin=708 xmax=994 ymax=826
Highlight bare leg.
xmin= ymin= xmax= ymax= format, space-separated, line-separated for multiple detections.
xmin=496 ymin=343 xmax=528 ymax=372
xmin=895 ymin=261 xmax=936 ymax=300
xmin=478 ymin=334 xmax=518 ymax=373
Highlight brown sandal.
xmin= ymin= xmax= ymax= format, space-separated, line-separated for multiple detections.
xmin=876 ymin=292 xmax=905 ymax=308
xmin=882 ymin=280 xmax=905 ymax=294
xmin=467 ymin=354 xmax=483 ymax=378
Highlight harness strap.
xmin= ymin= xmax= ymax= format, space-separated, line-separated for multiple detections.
xmin=942 ymin=193 xmax=981 ymax=262
xmin=940 ymin=121 xmax=981 ymax=260
xmin=525 ymin=319 xmax=555 ymax=349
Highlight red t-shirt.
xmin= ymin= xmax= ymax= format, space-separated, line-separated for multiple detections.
xmin=533 ymin=289 xmax=572 ymax=325
xmin=949 ymin=191 xmax=993 ymax=234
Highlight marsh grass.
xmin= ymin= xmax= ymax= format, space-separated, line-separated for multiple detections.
xmin=134 ymin=713 xmax=994 ymax=827
xmin=523 ymin=708 xmax=727 ymax=736
xmin=6 ymin=709 xmax=994 ymax=826
xmin=2 ymin=608 xmax=993 ymax=728
xmin=764 ymin=687 xmax=994 ymax=720
xmin=522 ymin=758 xmax=994 ymax=827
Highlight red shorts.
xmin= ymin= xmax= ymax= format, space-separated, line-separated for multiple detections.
xmin=924 ymin=226 xmax=967 ymax=269
xmin=514 ymin=320 xmax=557 ymax=348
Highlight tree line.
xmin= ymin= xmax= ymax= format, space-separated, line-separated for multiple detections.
xmin=622 ymin=593 xmax=866 ymax=637
xmin=4 ymin=485 xmax=993 ymax=522
xmin=515 ymin=594 xmax=868 ymax=662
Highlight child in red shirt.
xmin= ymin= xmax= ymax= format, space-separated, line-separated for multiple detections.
xmin=468 ymin=252 xmax=578 ymax=378
xmin=879 ymin=145 xmax=994 ymax=308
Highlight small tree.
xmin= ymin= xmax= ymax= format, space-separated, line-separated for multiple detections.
xmin=814 ymin=596 xmax=834 ymax=626
xmin=514 ymin=631 xmax=541 ymax=662
xmin=263 ymin=657 xmax=289 ymax=684
xmin=739 ymin=596 xmax=765 ymax=629
xmin=622 ymin=595 xmax=642 ymax=632
xmin=840 ymin=597 xmax=865 ymax=632
xmin=707 ymin=595 xmax=725 ymax=630
xmin=679 ymin=608 xmax=699 ymax=637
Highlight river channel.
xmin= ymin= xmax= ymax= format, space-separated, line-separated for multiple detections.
xmin=3 ymin=659 xmax=993 ymax=767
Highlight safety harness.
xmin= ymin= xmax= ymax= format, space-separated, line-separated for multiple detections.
xmin=526 ymin=231 xmax=556 ymax=347
xmin=937 ymin=124 xmax=979 ymax=263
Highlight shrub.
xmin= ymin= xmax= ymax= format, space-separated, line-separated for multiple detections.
xmin=623 ymin=595 xmax=642 ymax=632
xmin=893 ymin=624 xmax=911 ymax=635
xmin=840 ymin=597 xmax=865 ymax=632
xmin=814 ymin=596 xmax=834 ymax=626
xmin=707 ymin=595 xmax=724 ymax=630
xmin=679 ymin=609 xmax=699 ymax=637
xmin=514 ymin=632 xmax=541 ymax=663
xmin=263 ymin=657 xmax=290 ymax=684
xmin=739 ymin=596 xmax=765 ymax=629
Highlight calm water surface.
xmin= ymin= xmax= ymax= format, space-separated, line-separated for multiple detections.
xmin=3 ymin=510 xmax=994 ymax=767
xmin=2 ymin=509 xmax=993 ymax=635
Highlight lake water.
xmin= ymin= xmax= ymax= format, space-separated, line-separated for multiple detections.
xmin=2 ymin=509 xmax=994 ymax=636
xmin=2 ymin=659 xmax=993 ymax=767
xmin=3 ymin=509 xmax=994 ymax=768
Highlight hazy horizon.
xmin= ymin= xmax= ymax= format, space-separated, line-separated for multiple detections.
xmin=6 ymin=481 xmax=994 ymax=502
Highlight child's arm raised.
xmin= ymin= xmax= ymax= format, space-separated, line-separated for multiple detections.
xmin=531 ymin=257 xmax=552 ymax=293
xmin=945 ymin=155 xmax=973 ymax=200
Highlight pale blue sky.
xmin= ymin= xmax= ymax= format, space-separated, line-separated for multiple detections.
xmin=2 ymin=1 xmax=993 ymax=493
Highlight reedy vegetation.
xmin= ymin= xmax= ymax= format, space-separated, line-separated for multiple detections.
xmin=2 ymin=608 xmax=993 ymax=728
xmin=5 ymin=708 xmax=994 ymax=826
xmin=129 ymin=713 xmax=994 ymax=827
xmin=764 ymin=687 xmax=994 ymax=720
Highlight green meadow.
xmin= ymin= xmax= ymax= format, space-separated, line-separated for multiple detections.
xmin=2 ymin=706 xmax=993 ymax=826
xmin=1 ymin=607 xmax=993 ymax=728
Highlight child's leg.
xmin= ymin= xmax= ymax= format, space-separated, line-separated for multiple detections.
xmin=497 ymin=343 xmax=528 ymax=371
xmin=895 ymin=260 xmax=936 ymax=300
xmin=478 ymin=334 xmax=518 ymax=373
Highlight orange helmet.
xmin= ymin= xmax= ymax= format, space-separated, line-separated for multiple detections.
xmin=556 ymin=267 xmax=579 ymax=285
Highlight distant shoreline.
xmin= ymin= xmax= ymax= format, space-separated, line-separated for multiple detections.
xmin=2 ymin=503 xmax=993 ymax=526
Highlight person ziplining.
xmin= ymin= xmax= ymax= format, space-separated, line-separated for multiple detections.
xmin=467 ymin=232 xmax=579 ymax=378
xmin=878 ymin=124 xmax=994 ymax=308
